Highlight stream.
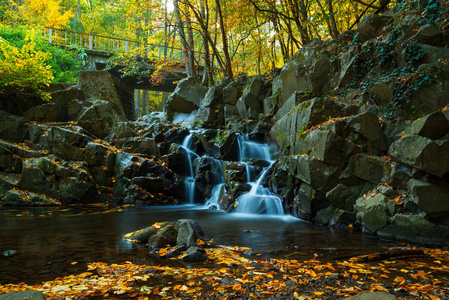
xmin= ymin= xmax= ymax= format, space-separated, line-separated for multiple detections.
xmin=0 ymin=204 xmax=397 ymax=285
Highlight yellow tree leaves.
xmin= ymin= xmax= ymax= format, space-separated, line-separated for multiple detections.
xmin=16 ymin=0 xmax=73 ymax=28
xmin=0 ymin=36 xmax=53 ymax=99
xmin=1 ymin=246 xmax=449 ymax=299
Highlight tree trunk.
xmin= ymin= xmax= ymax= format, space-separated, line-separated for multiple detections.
xmin=327 ymin=0 xmax=340 ymax=38
xmin=214 ymin=0 xmax=233 ymax=80
xmin=186 ymin=16 xmax=197 ymax=76
xmin=174 ymin=0 xmax=192 ymax=76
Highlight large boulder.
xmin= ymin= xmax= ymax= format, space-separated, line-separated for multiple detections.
xmin=407 ymin=179 xmax=449 ymax=222
xmin=357 ymin=14 xmax=392 ymax=42
xmin=346 ymin=154 xmax=389 ymax=185
xmin=378 ymin=214 xmax=449 ymax=246
xmin=389 ymin=135 xmax=449 ymax=177
xmin=78 ymin=71 xmax=127 ymax=119
xmin=0 ymin=110 xmax=28 ymax=143
xmin=175 ymin=219 xmax=204 ymax=247
xmin=296 ymin=130 xmax=360 ymax=167
xmin=3 ymin=189 xmax=61 ymax=206
xmin=288 ymin=155 xmax=340 ymax=193
xmin=279 ymin=40 xmax=331 ymax=102
xmin=165 ymin=77 xmax=208 ymax=121
xmin=17 ymin=157 xmax=92 ymax=204
xmin=77 ymin=100 xmax=124 ymax=139
xmin=25 ymin=85 xmax=85 ymax=122
xmin=403 ymin=111 xmax=449 ymax=140
xmin=29 ymin=125 xmax=92 ymax=161
xmin=354 ymin=191 xmax=395 ymax=234
xmin=235 ymin=76 xmax=264 ymax=119
xmin=270 ymin=98 xmax=349 ymax=154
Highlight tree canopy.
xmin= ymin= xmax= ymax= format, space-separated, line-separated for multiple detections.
xmin=1 ymin=0 xmax=395 ymax=84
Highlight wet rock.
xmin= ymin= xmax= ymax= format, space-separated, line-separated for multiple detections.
xmin=292 ymin=183 xmax=329 ymax=221
xmin=326 ymin=183 xmax=361 ymax=210
xmin=378 ymin=214 xmax=449 ymax=246
xmin=157 ymin=224 xmax=178 ymax=244
xmin=367 ymin=79 xmax=395 ymax=106
xmin=346 ymin=154 xmax=389 ymax=185
xmin=270 ymin=98 xmax=350 ymax=155
xmin=0 ymin=141 xmax=27 ymax=173
xmin=0 ymin=174 xmax=18 ymax=197
xmin=0 ymin=110 xmax=28 ymax=143
xmin=140 ymin=112 xmax=166 ymax=125
xmin=124 ymin=226 xmax=159 ymax=243
xmin=296 ymin=130 xmax=359 ymax=167
xmin=148 ymin=234 xmax=167 ymax=249
xmin=29 ymin=125 xmax=92 ymax=161
xmin=220 ymin=132 xmax=240 ymax=162
xmin=357 ymin=14 xmax=392 ymax=42
xmin=327 ymin=112 xmax=385 ymax=154
xmin=406 ymin=62 xmax=449 ymax=117
xmin=389 ymin=135 xmax=449 ymax=177
xmin=193 ymin=85 xmax=226 ymax=128
xmin=118 ymin=137 xmax=160 ymax=158
xmin=84 ymin=142 xmax=116 ymax=187
xmin=289 ymin=155 xmax=340 ymax=193
xmin=235 ymin=76 xmax=264 ymax=119
xmin=165 ymin=245 xmax=188 ymax=258
xmin=182 ymin=246 xmax=208 ymax=262
xmin=79 ymin=71 xmax=127 ymax=119
xmin=403 ymin=111 xmax=449 ymax=140
xmin=166 ymin=143 xmax=193 ymax=177
xmin=25 ymin=85 xmax=85 ymax=123
xmin=0 ymin=290 xmax=47 ymax=300
xmin=414 ymin=24 xmax=443 ymax=46
xmin=3 ymin=189 xmax=60 ymax=206
xmin=176 ymin=219 xmax=204 ymax=247
xmin=421 ymin=45 xmax=449 ymax=63
xmin=407 ymin=179 xmax=449 ymax=222
xmin=275 ymin=91 xmax=311 ymax=121
xmin=223 ymin=81 xmax=241 ymax=106
xmin=279 ymin=40 xmax=330 ymax=102
xmin=165 ymin=77 xmax=207 ymax=121
xmin=77 ymin=100 xmax=123 ymax=139
xmin=354 ymin=191 xmax=395 ymax=234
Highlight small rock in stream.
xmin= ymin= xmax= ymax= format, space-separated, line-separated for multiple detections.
xmin=2 ymin=250 xmax=17 ymax=257
xmin=182 ymin=246 xmax=208 ymax=262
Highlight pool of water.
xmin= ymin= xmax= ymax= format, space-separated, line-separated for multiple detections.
xmin=0 ymin=204 xmax=397 ymax=284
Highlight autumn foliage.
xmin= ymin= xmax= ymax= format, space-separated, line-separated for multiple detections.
xmin=0 ymin=36 xmax=53 ymax=99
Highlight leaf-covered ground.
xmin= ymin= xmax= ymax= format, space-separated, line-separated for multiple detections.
xmin=1 ymin=244 xmax=449 ymax=299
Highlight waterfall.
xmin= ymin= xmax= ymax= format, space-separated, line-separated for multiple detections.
xmin=179 ymin=131 xmax=283 ymax=215
xmin=234 ymin=135 xmax=284 ymax=215
xmin=180 ymin=134 xmax=198 ymax=204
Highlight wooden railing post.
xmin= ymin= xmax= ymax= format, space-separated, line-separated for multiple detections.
xmin=89 ymin=34 xmax=93 ymax=49
xmin=49 ymin=28 xmax=52 ymax=43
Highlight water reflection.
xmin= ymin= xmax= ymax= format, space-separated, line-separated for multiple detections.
xmin=0 ymin=204 xmax=397 ymax=284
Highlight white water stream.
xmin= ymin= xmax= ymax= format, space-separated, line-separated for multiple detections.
xmin=180 ymin=132 xmax=284 ymax=215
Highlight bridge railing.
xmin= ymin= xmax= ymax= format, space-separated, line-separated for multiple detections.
xmin=43 ymin=27 xmax=140 ymax=53
xmin=43 ymin=27 xmax=206 ymax=68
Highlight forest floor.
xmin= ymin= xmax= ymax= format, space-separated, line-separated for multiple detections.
xmin=1 ymin=243 xmax=449 ymax=299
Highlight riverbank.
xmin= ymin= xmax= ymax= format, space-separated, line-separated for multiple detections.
xmin=1 ymin=243 xmax=448 ymax=299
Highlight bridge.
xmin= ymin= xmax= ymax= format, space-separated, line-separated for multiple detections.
xmin=43 ymin=27 xmax=202 ymax=120
xmin=43 ymin=27 xmax=197 ymax=91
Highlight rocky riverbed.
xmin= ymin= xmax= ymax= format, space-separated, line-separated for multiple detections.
xmin=1 ymin=1 xmax=449 ymax=249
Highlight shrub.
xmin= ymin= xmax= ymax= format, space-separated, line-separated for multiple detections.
xmin=0 ymin=38 xmax=54 ymax=99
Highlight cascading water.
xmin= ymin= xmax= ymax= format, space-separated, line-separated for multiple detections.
xmin=179 ymin=131 xmax=282 ymax=215
xmin=205 ymin=158 xmax=225 ymax=209
xmin=234 ymin=134 xmax=284 ymax=215
xmin=180 ymin=134 xmax=198 ymax=204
